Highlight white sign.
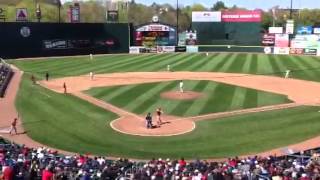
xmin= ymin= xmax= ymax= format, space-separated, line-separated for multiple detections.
xmin=286 ymin=20 xmax=294 ymax=34
xmin=162 ymin=46 xmax=175 ymax=53
xmin=314 ymin=28 xmax=320 ymax=34
xmin=136 ymin=24 xmax=175 ymax=32
xmin=274 ymin=47 xmax=290 ymax=55
xmin=318 ymin=48 xmax=320 ymax=56
xmin=16 ymin=8 xmax=28 ymax=21
xmin=269 ymin=27 xmax=283 ymax=34
xmin=264 ymin=47 xmax=272 ymax=54
xmin=192 ymin=11 xmax=221 ymax=22
xmin=129 ymin=46 xmax=142 ymax=54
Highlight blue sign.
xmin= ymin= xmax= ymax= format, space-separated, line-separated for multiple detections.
xmin=297 ymin=26 xmax=313 ymax=34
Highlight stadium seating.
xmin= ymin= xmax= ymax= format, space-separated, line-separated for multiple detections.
xmin=0 ymin=63 xmax=14 ymax=98
xmin=0 ymin=137 xmax=317 ymax=180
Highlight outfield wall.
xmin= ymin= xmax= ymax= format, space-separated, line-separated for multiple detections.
xmin=0 ymin=22 xmax=132 ymax=59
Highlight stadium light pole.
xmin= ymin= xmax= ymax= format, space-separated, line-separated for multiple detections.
xmin=176 ymin=0 xmax=179 ymax=46
xmin=290 ymin=0 xmax=293 ymax=19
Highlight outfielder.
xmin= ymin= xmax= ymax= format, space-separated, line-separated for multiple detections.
xmin=285 ymin=70 xmax=290 ymax=79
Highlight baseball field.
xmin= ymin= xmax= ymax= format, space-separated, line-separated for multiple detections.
xmin=9 ymin=53 xmax=320 ymax=159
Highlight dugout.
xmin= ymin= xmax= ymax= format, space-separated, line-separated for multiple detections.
xmin=0 ymin=22 xmax=133 ymax=59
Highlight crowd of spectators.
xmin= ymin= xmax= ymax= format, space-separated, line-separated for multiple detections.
xmin=0 ymin=138 xmax=319 ymax=180
xmin=0 ymin=63 xmax=14 ymax=97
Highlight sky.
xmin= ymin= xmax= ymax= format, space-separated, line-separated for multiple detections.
xmin=61 ymin=0 xmax=320 ymax=10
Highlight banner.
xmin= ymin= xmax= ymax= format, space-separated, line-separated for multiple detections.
xmin=70 ymin=3 xmax=80 ymax=23
xmin=274 ymin=47 xmax=290 ymax=55
xmin=264 ymin=47 xmax=273 ymax=54
xmin=221 ymin=10 xmax=261 ymax=22
xmin=291 ymin=35 xmax=320 ymax=49
xmin=16 ymin=8 xmax=28 ymax=22
xmin=286 ymin=20 xmax=294 ymax=34
xmin=269 ymin=27 xmax=283 ymax=34
xmin=303 ymin=49 xmax=317 ymax=56
xmin=297 ymin=26 xmax=312 ymax=34
xmin=107 ymin=10 xmax=118 ymax=22
xmin=136 ymin=24 xmax=175 ymax=32
xmin=185 ymin=31 xmax=197 ymax=45
xmin=289 ymin=48 xmax=304 ymax=55
xmin=275 ymin=34 xmax=289 ymax=47
xmin=192 ymin=11 xmax=221 ymax=22
xmin=318 ymin=49 xmax=320 ymax=56
xmin=262 ymin=34 xmax=275 ymax=46
xmin=162 ymin=46 xmax=175 ymax=53
xmin=175 ymin=46 xmax=186 ymax=52
xmin=0 ymin=7 xmax=6 ymax=21
xmin=129 ymin=46 xmax=142 ymax=54
xmin=186 ymin=46 xmax=199 ymax=53
xmin=314 ymin=28 xmax=320 ymax=34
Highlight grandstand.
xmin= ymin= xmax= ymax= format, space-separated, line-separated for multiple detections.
xmin=0 ymin=58 xmax=13 ymax=98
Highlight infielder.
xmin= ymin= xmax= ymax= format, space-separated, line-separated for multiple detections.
xmin=179 ymin=80 xmax=184 ymax=93
xmin=285 ymin=70 xmax=290 ymax=79
xmin=167 ymin=65 xmax=171 ymax=72
xmin=90 ymin=72 xmax=94 ymax=80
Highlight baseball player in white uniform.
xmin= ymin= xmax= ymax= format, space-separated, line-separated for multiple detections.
xmin=179 ymin=80 xmax=184 ymax=93
xmin=285 ymin=70 xmax=290 ymax=79
xmin=89 ymin=72 xmax=94 ymax=80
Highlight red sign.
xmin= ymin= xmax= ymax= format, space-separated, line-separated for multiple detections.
xmin=221 ymin=10 xmax=261 ymax=22
xmin=290 ymin=48 xmax=304 ymax=55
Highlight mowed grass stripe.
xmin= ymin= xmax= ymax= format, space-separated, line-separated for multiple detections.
xmin=66 ymin=55 xmax=151 ymax=76
xmin=123 ymin=82 xmax=170 ymax=110
xmin=187 ymin=53 xmax=220 ymax=71
xmin=291 ymin=56 xmax=320 ymax=81
xmin=257 ymin=54 xmax=274 ymax=75
xmin=226 ymin=53 xmax=248 ymax=73
xmin=168 ymin=81 xmax=207 ymax=116
xmin=107 ymin=83 xmax=159 ymax=107
xmin=229 ymin=55 xmax=253 ymax=109
xmin=209 ymin=53 xmax=234 ymax=72
xmin=248 ymin=54 xmax=258 ymax=74
xmin=200 ymin=83 xmax=237 ymax=114
xmin=279 ymin=55 xmax=315 ymax=79
xmin=182 ymin=81 xmax=213 ymax=116
xmin=151 ymin=54 xmax=199 ymax=71
xmin=217 ymin=53 xmax=237 ymax=72
xmin=172 ymin=54 xmax=207 ymax=70
xmin=196 ymin=53 xmax=229 ymax=71
xmin=147 ymin=53 xmax=191 ymax=71
xmin=132 ymin=82 xmax=178 ymax=114
xmin=88 ymin=54 xmax=159 ymax=74
xmin=266 ymin=55 xmax=283 ymax=76
xmin=123 ymin=53 xmax=179 ymax=72
xmin=75 ymin=54 xmax=164 ymax=74
xmin=242 ymin=88 xmax=258 ymax=108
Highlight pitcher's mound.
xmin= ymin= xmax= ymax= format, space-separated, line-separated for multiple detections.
xmin=161 ymin=91 xmax=204 ymax=100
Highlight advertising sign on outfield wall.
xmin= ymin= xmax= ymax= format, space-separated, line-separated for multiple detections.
xmin=290 ymin=48 xmax=304 ymax=55
xmin=157 ymin=46 xmax=175 ymax=53
xmin=186 ymin=46 xmax=199 ymax=53
xmin=314 ymin=28 xmax=320 ymax=34
xmin=275 ymin=34 xmax=289 ymax=47
xmin=274 ymin=47 xmax=290 ymax=55
xmin=129 ymin=46 xmax=142 ymax=54
xmin=269 ymin=27 xmax=283 ymax=34
xmin=303 ymin=49 xmax=317 ymax=56
xmin=221 ymin=10 xmax=261 ymax=22
xmin=192 ymin=11 xmax=221 ymax=22
xmin=318 ymin=49 xmax=320 ymax=56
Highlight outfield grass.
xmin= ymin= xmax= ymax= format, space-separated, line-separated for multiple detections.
xmin=9 ymin=53 xmax=320 ymax=159
xmin=86 ymin=80 xmax=291 ymax=117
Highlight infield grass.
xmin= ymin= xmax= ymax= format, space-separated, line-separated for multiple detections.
xmin=86 ymin=80 xmax=291 ymax=117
